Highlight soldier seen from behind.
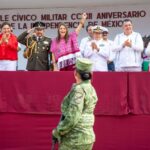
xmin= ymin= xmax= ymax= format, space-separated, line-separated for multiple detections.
xmin=52 ymin=58 xmax=98 ymax=150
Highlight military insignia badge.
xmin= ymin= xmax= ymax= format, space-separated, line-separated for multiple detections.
xmin=43 ymin=41 xmax=49 ymax=45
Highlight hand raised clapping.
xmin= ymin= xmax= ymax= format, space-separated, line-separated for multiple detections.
xmin=123 ymin=39 xmax=132 ymax=48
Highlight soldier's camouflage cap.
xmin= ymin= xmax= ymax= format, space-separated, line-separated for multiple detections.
xmin=76 ymin=58 xmax=93 ymax=72
xmin=33 ymin=22 xmax=45 ymax=29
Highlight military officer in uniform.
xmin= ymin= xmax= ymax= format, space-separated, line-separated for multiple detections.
xmin=18 ymin=22 xmax=52 ymax=71
xmin=52 ymin=58 xmax=98 ymax=150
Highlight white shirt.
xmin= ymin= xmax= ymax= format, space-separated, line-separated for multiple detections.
xmin=102 ymin=39 xmax=116 ymax=62
xmin=113 ymin=31 xmax=144 ymax=69
xmin=79 ymin=36 xmax=92 ymax=57
xmin=83 ymin=39 xmax=109 ymax=71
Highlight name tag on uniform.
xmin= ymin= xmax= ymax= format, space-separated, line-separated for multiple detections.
xmin=99 ymin=44 xmax=105 ymax=47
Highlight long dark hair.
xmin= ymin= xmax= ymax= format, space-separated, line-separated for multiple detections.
xmin=56 ymin=23 xmax=69 ymax=43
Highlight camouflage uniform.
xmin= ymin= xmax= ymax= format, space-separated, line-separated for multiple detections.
xmin=54 ymin=79 xmax=98 ymax=150
xmin=59 ymin=143 xmax=93 ymax=150
xmin=18 ymin=31 xmax=52 ymax=71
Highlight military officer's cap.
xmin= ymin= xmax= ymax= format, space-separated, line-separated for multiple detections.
xmin=92 ymin=25 xmax=102 ymax=33
xmin=76 ymin=58 xmax=93 ymax=72
xmin=101 ymin=26 xmax=109 ymax=33
xmin=33 ymin=21 xmax=45 ymax=29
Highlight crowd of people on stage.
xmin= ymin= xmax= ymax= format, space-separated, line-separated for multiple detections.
xmin=0 ymin=12 xmax=150 ymax=72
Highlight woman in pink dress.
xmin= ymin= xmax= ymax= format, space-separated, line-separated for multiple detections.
xmin=51 ymin=13 xmax=87 ymax=71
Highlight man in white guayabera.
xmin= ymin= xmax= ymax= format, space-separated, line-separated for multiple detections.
xmin=113 ymin=19 xmax=144 ymax=72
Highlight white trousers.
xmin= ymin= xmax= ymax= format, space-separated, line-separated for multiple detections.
xmin=0 ymin=60 xmax=17 ymax=71
xmin=116 ymin=66 xmax=141 ymax=72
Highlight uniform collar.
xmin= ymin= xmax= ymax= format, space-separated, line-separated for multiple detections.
xmin=75 ymin=80 xmax=91 ymax=86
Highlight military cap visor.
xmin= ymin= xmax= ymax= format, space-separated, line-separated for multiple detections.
xmin=76 ymin=58 xmax=93 ymax=72
xmin=101 ymin=26 xmax=109 ymax=33
xmin=33 ymin=22 xmax=46 ymax=29
xmin=92 ymin=26 xmax=102 ymax=33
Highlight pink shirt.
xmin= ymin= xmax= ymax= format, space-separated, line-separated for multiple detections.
xmin=51 ymin=31 xmax=80 ymax=70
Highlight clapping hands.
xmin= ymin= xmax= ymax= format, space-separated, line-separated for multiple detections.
xmin=123 ymin=39 xmax=132 ymax=48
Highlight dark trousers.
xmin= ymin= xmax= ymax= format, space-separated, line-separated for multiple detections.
xmin=108 ymin=61 xmax=115 ymax=71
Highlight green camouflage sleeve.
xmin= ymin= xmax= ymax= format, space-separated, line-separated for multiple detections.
xmin=57 ymin=87 xmax=85 ymax=136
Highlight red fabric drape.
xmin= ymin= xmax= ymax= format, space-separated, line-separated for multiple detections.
xmin=0 ymin=71 xmax=128 ymax=115
xmin=94 ymin=72 xmax=128 ymax=115
xmin=1 ymin=72 xmax=150 ymax=150
xmin=0 ymin=113 xmax=150 ymax=150
xmin=128 ymin=72 xmax=150 ymax=114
